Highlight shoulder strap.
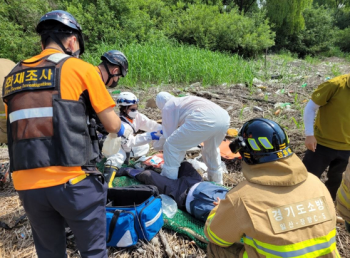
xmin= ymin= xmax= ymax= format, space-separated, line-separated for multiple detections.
xmin=46 ymin=53 xmax=71 ymax=64
xmin=120 ymin=116 xmax=136 ymax=134
xmin=19 ymin=53 xmax=70 ymax=66
xmin=107 ymin=209 xmax=121 ymax=243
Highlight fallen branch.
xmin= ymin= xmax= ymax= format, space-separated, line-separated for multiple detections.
xmin=240 ymin=96 xmax=277 ymax=104
xmin=337 ymin=234 xmax=345 ymax=254
xmin=159 ymin=229 xmax=174 ymax=258
xmin=214 ymin=99 xmax=242 ymax=106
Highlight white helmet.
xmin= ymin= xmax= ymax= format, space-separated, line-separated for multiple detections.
xmin=117 ymin=92 xmax=139 ymax=106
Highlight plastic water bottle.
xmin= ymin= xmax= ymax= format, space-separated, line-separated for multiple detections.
xmin=160 ymin=194 xmax=178 ymax=218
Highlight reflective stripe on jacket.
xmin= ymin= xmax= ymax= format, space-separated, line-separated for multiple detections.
xmin=243 ymin=229 xmax=338 ymax=258
xmin=204 ymin=154 xmax=339 ymax=258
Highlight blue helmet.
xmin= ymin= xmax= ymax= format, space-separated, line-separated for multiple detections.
xmin=36 ymin=10 xmax=85 ymax=55
xmin=229 ymin=118 xmax=293 ymax=165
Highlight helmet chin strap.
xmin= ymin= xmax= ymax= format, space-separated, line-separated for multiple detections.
xmin=102 ymin=61 xmax=114 ymax=86
xmin=102 ymin=61 xmax=121 ymax=88
xmin=47 ymin=32 xmax=75 ymax=56
xmin=71 ymin=49 xmax=80 ymax=58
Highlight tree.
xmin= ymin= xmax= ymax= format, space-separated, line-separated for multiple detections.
xmin=223 ymin=0 xmax=258 ymax=13
xmin=286 ymin=5 xmax=337 ymax=56
xmin=263 ymin=0 xmax=313 ymax=35
xmin=314 ymin=0 xmax=350 ymax=29
xmin=314 ymin=0 xmax=350 ymax=8
xmin=0 ymin=0 xmax=54 ymax=61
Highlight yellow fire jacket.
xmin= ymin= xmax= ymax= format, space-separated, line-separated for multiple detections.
xmin=336 ymin=160 xmax=350 ymax=223
xmin=204 ymin=154 xmax=339 ymax=258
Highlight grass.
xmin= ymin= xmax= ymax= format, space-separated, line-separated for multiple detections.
xmin=83 ymin=39 xmax=264 ymax=87
xmin=82 ymin=39 xmax=349 ymax=91
xmin=291 ymin=117 xmax=301 ymax=129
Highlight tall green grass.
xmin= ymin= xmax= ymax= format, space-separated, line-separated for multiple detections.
xmin=83 ymin=39 xmax=263 ymax=87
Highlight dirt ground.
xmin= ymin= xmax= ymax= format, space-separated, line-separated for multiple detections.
xmin=1 ymin=55 xmax=350 ymax=257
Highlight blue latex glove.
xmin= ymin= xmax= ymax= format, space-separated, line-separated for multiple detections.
xmin=117 ymin=123 xmax=132 ymax=144
xmin=117 ymin=123 xmax=125 ymax=137
xmin=150 ymin=131 xmax=160 ymax=140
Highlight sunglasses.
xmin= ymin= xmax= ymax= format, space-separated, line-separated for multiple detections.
xmin=128 ymin=108 xmax=138 ymax=112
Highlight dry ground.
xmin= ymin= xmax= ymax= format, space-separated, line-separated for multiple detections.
xmin=1 ymin=55 xmax=350 ymax=257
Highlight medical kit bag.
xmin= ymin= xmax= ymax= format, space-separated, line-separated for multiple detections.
xmin=106 ymin=185 xmax=164 ymax=247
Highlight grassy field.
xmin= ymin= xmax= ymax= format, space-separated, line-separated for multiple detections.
xmin=83 ymin=39 xmax=264 ymax=87
xmin=83 ymin=40 xmax=348 ymax=91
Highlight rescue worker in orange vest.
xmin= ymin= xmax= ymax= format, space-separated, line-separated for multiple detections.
xmin=336 ymin=159 xmax=350 ymax=233
xmin=204 ymin=118 xmax=339 ymax=258
xmin=2 ymin=10 xmax=132 ymax=257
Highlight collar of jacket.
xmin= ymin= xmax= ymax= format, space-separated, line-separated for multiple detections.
xmin=242 ymin=154 xmax=308 ymax=186
xmin=347 ymin=74 xmax=350 ymax=88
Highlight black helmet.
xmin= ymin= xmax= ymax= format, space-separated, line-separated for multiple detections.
xmin=36 ymin=10 xmax=85 ymax=55
xmin=101 ymin=50 xmax=128 ymax=77
xmin=229 ymin=118 xmax=293 ymax=165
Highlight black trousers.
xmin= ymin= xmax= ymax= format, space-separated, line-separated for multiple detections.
xmin=18 ymin=175 xmax=107 ymax=258
xmin=303 ymin=144 xmax=350 ymax=200
xmin=121 ymin=161 xmax=203 ymax=210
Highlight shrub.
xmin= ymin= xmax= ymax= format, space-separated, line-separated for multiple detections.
xmin=335 ymin=27 xmax=350 ymax=52
xmin=0 ymin=0 xmax=54 ymax=61
xmin=275 ymin=5 xmax=337 ymax=57
xmin=163 ymin=4 xmax=275 ymax=56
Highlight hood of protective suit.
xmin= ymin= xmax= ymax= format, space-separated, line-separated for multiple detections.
xmin=242 ymin=153 xmax=308 ymax=186
xmin=156 ymin=92 xmax=175 ymax=110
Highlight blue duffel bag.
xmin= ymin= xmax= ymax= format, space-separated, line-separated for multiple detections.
xmin=106 ymin=185 xmax=164 ymax=247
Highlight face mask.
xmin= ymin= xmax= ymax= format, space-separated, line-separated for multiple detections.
xmin=128 ymin=110 xmax=138 ymax=119
xmin=109 ymin=79 xmax=118 ymax=88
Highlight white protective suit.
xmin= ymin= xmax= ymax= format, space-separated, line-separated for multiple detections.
xmin=106 ymin=112 xmax=162 ymax=168
xmin=156 ymin=92 xmax=230 ymax=184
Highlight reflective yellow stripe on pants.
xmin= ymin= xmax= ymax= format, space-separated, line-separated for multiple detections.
xmin=243 ymin=229 xmax=339 ymax=258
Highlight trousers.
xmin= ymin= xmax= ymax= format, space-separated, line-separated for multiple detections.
xmin=18 ymin=175 xmax=107 ymax=258
xmin=303 ymin=144 xmax=350 ymax=200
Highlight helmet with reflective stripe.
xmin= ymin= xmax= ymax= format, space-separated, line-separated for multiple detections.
xmin=101 ymin=50 xmax=128 ymax=77
xmin=117 ymin=92 xmax=139 ymax=106
xmin=36 ymin=10 xmax=85 ymax=55
xmin=229 ymin=118 xmax=293 ymax=165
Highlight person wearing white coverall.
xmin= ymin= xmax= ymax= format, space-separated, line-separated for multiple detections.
xmin=156 ymin=92 xmax=230 ymax=184
xmin=103 ymin=92 xmax=162 ymax=186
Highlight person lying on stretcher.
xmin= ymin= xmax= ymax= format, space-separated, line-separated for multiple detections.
xmin=114 ymin=161 xmax=228 ymax=222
